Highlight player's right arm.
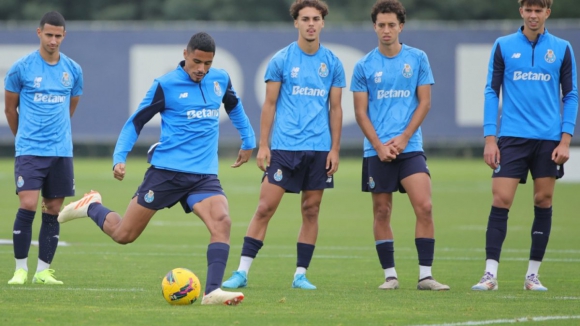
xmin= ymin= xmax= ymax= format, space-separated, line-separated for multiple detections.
xmin=4 ymin=90 xmax=19 ymax=136
xmin=483 ymin=40 xmax=504 ymax=169
xmin=112 ymin=81 xmax=165 ymax=177
xmin=256 ymin=81 xmax=280 ymax=172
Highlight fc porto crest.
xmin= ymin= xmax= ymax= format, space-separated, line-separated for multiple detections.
xmin=402 ymin=64 xmax=413 ymax=78
xmin=369 ymin=177 xmax=376 ymax=189
xmin=144 ymin=190 xmax=155 ymax=203
xmin=318 ymin=63 xmax=329 ymax=77
xmin=494 ymin=165 xmax=501 ymax=174
xmin=544 ymin=49 xmax=556 ymax=63
xmin=61 ymin=72 xmax=71 ymax=87
xmin=213 ymin=81 xmax=222 ymax=96
xmin=16 ymin=176 xmax=24 ymax=188
xmin=273 ymin=169 xmax=283 ymax=182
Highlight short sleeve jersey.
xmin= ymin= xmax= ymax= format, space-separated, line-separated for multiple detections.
xmin=351 ymin=45 xmax=434 ymax=157
xmin=4 ymin=50 xmax=83 ymax=157
xmin=265 ymin=42 xmax=346 ymax=151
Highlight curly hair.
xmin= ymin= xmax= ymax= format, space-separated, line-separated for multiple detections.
xmin=371 ymin=0 xmax=406 ymax=24
xmin=289 ymin=0 xmax=329 ymax=20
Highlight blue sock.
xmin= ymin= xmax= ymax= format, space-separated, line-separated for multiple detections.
xmin=415 ymin=238 xmax=435 ymax=266
xmin=13 ymin=209 xmax=35 ymax=259
xmin=297 ymin=242 xmax=315 ymax=269
xmin=375 ymin=240 xmax=395 ymax=269
xmin=240 ymin=236 xmax=263 ymax=258
xmin=205 ymin=242 xmax=229 ymax=294
xmin=87 ymin=203 xmax=112 ymax=230
xmin=38 ymin=213 xmax=60 ymax=264
xmin=485 ymin=206 xmax=509 ymax=262
xmin=530 ymin=206 xmax=552 ymax=261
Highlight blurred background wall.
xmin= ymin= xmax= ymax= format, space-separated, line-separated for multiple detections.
xmin=1 ymin=0 xmax=579 ymax=157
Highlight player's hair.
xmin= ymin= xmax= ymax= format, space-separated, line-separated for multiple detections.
xmin=39 ymin=11 xmax=66 ymax=31
xmin=371 ymin=0 xmax=406 ymax=24
xmin=289 ymin=0 xmax=329 ymax=20
xmin=518 ymin=0 xmax=552 ymax=8
xmin=187 ymin=32 xmax=216 ymax=54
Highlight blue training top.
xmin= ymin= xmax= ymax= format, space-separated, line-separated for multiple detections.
xmin=484 ymin=27 xmax=578 ymax=140
xmin=113 ymin=61 xmax=256 ymax=175
xmin=4 ymin=50 xmax=83 ymax=157
xmin=265 ymin=42 xmax=346 ymax=151
xmin=351 ymin=44 xmax=434 ymax=157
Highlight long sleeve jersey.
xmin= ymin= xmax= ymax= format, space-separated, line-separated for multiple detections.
xmin=483 ymin=27 xmax=578 ymax=140
xmin=113 ymin=61 xmax=255 ymax=175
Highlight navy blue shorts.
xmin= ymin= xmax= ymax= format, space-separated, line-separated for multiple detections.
xmin=264 ymin=150 xmax=333 ymax=194
xmin=14 ymin=155 xmax=75 ymax=198
xmin=135 ymin=166 xmax=225 ymax=213
xmin=493 ymin=137 xmax=564 ymax=184
xmin=362 ymin=152 xmax=430 ymax=194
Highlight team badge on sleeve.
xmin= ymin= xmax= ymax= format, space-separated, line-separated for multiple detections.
xmin=318 ymin=63 xmax=329 ymax=77
xmin=61 ymin=72 xmax=71 ymax=87
xmin=144 ymin=190 xmax=155 ymax=203
xmin=544 ymin=49 xmax=556 ymax=63
xmin=213 ymin=81 xmax=222 ymax=96
xmin=402 ymin=64 xmax=413 ymax=78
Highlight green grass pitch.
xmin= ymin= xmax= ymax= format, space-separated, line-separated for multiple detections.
xmin=0 ymin=157 xmax=579 ymax=325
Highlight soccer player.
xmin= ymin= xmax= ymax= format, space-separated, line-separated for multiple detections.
xmin=58 ymin=32 xmax=255 ymax=305
xmin=222 ymin=0 xmax=344 ymax=290
xmin=350 ymin=0 xmax=450 ymax=291
xmin=472 ymin=0 xmax=578 ymax=291
xmin=4 ymin=11 xmax=83 ymax=285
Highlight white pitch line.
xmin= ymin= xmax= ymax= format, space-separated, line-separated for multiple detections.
xmin=7 ymin=287 xmax=145 ymax=292
xmin=409 ymin=315 xmax=580 ymax=326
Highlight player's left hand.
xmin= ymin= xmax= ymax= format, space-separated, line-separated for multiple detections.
xmin=385 ymin=134 xmax=409 ymax=154
xmin=231 ymin=149 xmax=253 ymax=168
xmin=326 ymin=148 xmax=340 ymax=176
xmin=552 ymin=143 xmax=570 ymax=165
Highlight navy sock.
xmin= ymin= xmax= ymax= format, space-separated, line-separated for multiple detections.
xmin=415 ymin=238 xmax=435 ymax=266
xmin=240 ymin=236 xmax=263 ymax=258
xmin=87 ymin=203 xmax=112 ymax=230
xmin=376 ymin=241 xmax=395 ymax=269
xmin=297 ymin=242 xmax=315 ymax=269
xmin=13 ymin=209 xmax=35 ymax=259
xmin=38 ymin=213 xmax=60 ymax=264
xmin=485 ymin=206 xmax=509 ymax=262
xmin=530 ymin=206 xmax=552 ymax=261
xmin=205 ymin=242 xmax=229 ymax=294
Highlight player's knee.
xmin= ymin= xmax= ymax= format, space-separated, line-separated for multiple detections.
xmin=414 ymin=200 xmax=432 ymax=216
xmin=533 ymin=193 xmax=552 ymax=207
xmin=255 ymin=202 xmax=276 ymax=220
xmin=301 ymin=203 xmax=320 ymax=220
xmin=111 ymin=231 xmax=136 ymax=245
xmin=374 ymin=204 xmax=392 ymax=220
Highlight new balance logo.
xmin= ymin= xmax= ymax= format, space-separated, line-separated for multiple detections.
xmin=511 ymin=53 xmax=521 ymax=58
xmin=179 ymin=92 xmax=188 ymax=99
xmin=532 ymin=231 xmax=543 ymax=235
xmin=13 ymin=230 xmax=21 ymax=235
xmin=326 ymin=177 xmax=332 ymax=183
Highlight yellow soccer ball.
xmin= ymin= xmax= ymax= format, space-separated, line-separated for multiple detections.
xmin=161 ymin=268 xmax=201 ymax=305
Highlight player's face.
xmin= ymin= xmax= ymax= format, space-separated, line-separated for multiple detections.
xmin=374 ymin=12 xmax=403 ymax=47
xmin=37 ymin=24 xmax=65 ymax=56
xmin=294 ymin=7 xmax=325 ymax=43
xmin=183 ymin=49 xmax=214 ymax=83
xmin=519 ymin=4 xmax=551 ymax=34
